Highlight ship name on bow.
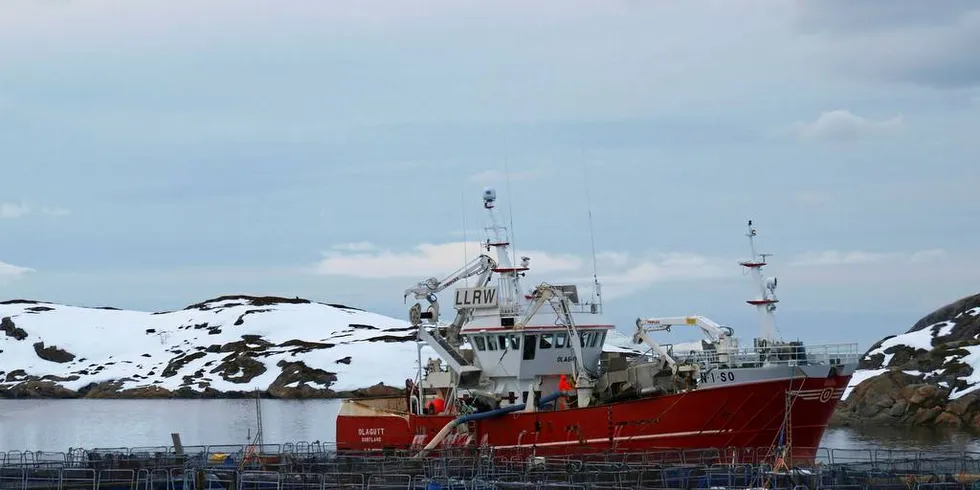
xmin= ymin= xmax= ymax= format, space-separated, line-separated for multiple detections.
xmin=700 ymin=370 xmax=736 ymax=384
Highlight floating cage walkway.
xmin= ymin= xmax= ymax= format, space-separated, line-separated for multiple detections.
xmin=2 ymin=443 xmax=980 ymax=490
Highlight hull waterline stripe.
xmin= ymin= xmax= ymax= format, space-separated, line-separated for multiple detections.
xmin=491 ymin=429 xmax=734 ymax=450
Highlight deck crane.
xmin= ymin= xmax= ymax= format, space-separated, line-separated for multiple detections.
xmin=633 ymin=316 xmax=738 ymax=371
xmin=404 ymin=253 xmax=497 ymax=346
xmin=516 ymin=282 xmax=595 ymax=407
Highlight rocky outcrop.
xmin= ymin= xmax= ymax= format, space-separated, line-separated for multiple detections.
xmin=832 ymin=370 xmax=980 ymax=428
xmin=0 ymin=379 xmax=80 ymax=398
xmin=834 ymin=292 xmax=980 ymax=429
xmin=1 ymin=317 xmax=27 ymax=340
xmin=267 ymin=360 xmax=339 ymax=398
xmin=33 ymin=342 xmax=77 ymax=363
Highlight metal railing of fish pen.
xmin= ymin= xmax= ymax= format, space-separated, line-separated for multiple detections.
xmin=3 ymin=442 xmax=980 ymax=490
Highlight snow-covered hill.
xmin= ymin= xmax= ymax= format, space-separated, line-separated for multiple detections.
xmin=835 ymin=293 xmax=980 ymax=428
xmin=0 ymin=295 xmax=644 ymax=399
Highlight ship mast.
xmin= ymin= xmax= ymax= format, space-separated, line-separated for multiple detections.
xmin=738 ymin=220 xmax=780 ymax=342
xmin=482 ymin=188 xmax=528 ymax=316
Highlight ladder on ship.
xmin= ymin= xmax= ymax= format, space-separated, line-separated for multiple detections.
xmin=755 ymin=390 xmax=796 ymax=489
xmin=240 ymin=389 xmax=265 ymax=471
xmin=416 ymin=325 xmax=481 ymax=375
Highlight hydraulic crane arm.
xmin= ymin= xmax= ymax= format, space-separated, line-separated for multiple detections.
xmin=405 ymin=253 xmax=497 ymax=346
xmin=517 ymin=284 xmax=590 ymax=378
xmin=634 ymin=315 xmax=734 ymax=343
xmin=404 ymin=253 xmax=497 ymax=305
xmin=631 ymin=320 xmax=678 ymax=374
xmin=633 ymin=315 xmax=738 ymax=372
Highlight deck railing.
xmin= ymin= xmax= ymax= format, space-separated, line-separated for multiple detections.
xmin=663 ymin=342 xmax=863 ymax=370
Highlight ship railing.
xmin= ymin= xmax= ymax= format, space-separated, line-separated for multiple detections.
xmin=0 ymin=451 xmax=72 ymax=469
xmin=668 ymin=342 xmax=862 ymax=369
xmin=6 ymin=445 xmax=980 ymax=489
xmin=489 ymin=300 xmax=603 ymax=320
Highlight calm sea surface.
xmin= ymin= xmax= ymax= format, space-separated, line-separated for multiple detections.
xmin=1 ymin=399 xmax=977 ymax=454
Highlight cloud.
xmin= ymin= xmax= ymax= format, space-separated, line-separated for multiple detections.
xmin=331 ymin=242 xmax=379 ymax=252
xmin=793 ymin=190 xmax=833 ymax=206
xmin=0 ymin=202 xmax=30 ymax=218
xmin=793 ymin=2 xmax=980 ymax=88
xmin=778 ymin=110 xmax=903 ymax=142
xmin=313 ymin=240 xmax=958 ymax=303
xmin=789 ymin=249 xmax=946 ymax=267
xmin=587 ymin=252 xmax=736 ymax=300
xmin=0 ymin=0 xmax=653 ymax=56
xmin=468 ymin=169 xmax=545 ymax=185
xmin=793 ymin=0 xmax=976 ymax=33
xmin=0 ymin=202 xmax=70 ymax=218
xmin=40 ymin=207 xmax=71 ymax=216
xmin=314 ymin=241 xmax=583 ymax=279
xmin=909 ymin=249 xmax=948 ymax=263
xmin=315 ymin=240 xmax=743 ymax=303
xmin=596 ymin=251 xmax=630 ymax=268
xmin=0 ymin=260 xmax=33 ymax=279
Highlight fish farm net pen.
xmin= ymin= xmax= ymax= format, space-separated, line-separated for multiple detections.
xmin=2 ymin=443 xmax=979 ymax=490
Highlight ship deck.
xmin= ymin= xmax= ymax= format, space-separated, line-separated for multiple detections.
xmin=2 ymin=442 xmax=979 ymax=490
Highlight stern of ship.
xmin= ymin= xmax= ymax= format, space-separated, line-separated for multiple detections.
xmin=335 ymin=399 xmax=416 ymax=452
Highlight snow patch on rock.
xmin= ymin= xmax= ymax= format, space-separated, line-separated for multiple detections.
xmin=0 ymin=296 xmax=644 ymax=398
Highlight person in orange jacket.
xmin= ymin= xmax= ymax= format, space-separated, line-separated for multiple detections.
xmin=426 ymin=389 xmax=447 ymax=414
xmin=558 ymin=374 xmax=574 ymax=409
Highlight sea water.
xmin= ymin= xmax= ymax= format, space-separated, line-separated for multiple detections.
xmin=0 ymin=398 xmax=976 ymax=453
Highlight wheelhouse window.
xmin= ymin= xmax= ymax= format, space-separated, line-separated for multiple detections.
xmin=555 ymin=332 xmax=567 ymax=348
xmin=474 ymin=336 xmax=486 ymax=351
xmin=540 ymin=333 xmax=554 ymax=349
xmin=497 ymin=335 xmax=508 ymax=351
xmin=591 ymin=331 xmax=605 ymax=348
xmin=486 ymin=336 xmax=497 ymax=351
xmin=509 ymin=334 xmax=521 ymax=350
xmin=523 ymin=334 xmax=536 ymax=360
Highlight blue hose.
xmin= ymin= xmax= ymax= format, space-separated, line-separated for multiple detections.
xmin=455 ymin=390 xmax=572 ymax=424
xmin=413 ymin=390 xmax=574 ymax=458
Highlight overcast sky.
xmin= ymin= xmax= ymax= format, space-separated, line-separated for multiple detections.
xmin=1 ymin=0 xmax=978 ymax=350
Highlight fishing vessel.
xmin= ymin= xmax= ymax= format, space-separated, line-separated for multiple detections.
xmin=335 ymin=188 xmax=860 ymax=462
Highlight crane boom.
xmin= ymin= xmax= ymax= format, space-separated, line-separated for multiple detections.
xmin=405 ymin=253 xmax=497 ymax=346
xmin=631 ymin=321 xmax=678 ymax=374
xmin=633 ymin=315 xmax=739 ymax=370
xmin=516 ymin=283 xmax=595 ymax=407
xmin=404 ymin=254 xmax=497 ymax=304
xmin=635 ymin=315 xmax=734 ymax=343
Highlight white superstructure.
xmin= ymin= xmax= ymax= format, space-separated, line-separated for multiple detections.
xmin=407 ymin=187 xmax=610 ymax=410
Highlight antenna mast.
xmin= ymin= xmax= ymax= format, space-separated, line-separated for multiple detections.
xmin=482 ymin=188 xmax=527 ymax=314
xmin=504 ymin=160 xmax=519 ymax=274
xmin=584 ymin=164 xmax=602 ymax=310
xmin=462 ymin=187 xmax=469 ymax=288
xmin=738 ymin=220 xmax=780 ymax=342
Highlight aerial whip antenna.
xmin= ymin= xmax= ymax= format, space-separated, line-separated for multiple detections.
xmin=585 ymin=162 xmax=601 ymax=307
xmin=462 ymin=187 xmax=469 ymax=287
xmin=504 ymin=160 xmax=518 ymax=278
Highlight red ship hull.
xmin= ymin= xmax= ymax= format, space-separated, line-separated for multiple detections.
xmin=336 ymin=373 xmax=851 ymax=462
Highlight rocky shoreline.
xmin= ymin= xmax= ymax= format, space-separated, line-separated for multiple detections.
xmin=831 ymin=370 xmax=980 ymax=430
xmin=0 ymin=377 xmax=404 ymax=400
